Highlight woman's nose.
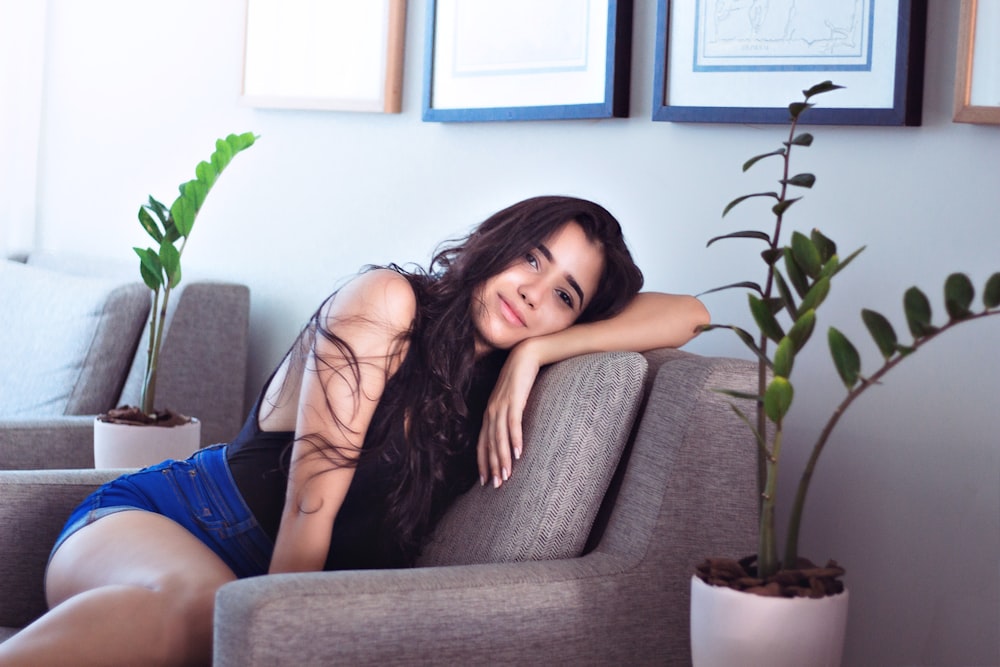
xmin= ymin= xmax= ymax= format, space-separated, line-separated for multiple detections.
xmin=519 ymin=284 xmax=538 ymax=308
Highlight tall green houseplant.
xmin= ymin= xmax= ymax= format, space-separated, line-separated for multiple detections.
xmin=133 ymin=132 xmax=257 ymax=417
xmin=702 ymin=82 xmax=1000 ymax=584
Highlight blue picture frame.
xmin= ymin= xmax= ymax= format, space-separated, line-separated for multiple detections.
xmin=652 ymin=0 xmax=927 ymax=126
xmin=422 ymin=0 xmax=632 ymax=122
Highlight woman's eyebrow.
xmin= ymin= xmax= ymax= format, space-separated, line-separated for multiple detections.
xmin=537 ymin=243 xmax=585 ymax=306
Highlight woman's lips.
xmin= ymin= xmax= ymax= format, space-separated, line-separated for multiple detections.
xmin=499 ymin=296 xmax=526 ymax=326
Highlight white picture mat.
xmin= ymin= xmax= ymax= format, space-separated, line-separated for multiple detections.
xmin=431 ymin=0 xmax=609 ymax=110
xmin=970 ymin=0 xmax=1000 ymax=106
xmin=666 ymin=0 xmax=901 ymax=109
xmin=242 ymin=0 xmax=392 ymax=111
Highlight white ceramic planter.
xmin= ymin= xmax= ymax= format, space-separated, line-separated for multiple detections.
xmin=690 ymin=575 xmax=849 ymax=667
xmin=93 ymin=417 xmax=201 ymax=469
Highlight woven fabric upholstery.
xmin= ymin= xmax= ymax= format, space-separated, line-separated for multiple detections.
xmin=0 ymin=260 xmax=149 ymax=417
xmin=418 ymin=351 xmax=648 ymax=566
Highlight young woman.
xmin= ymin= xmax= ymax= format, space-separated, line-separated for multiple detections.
xmin=0 ymin=195 xmax=709 ymax=666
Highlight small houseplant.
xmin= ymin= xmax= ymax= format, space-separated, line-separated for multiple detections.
xmin=95 ymin=132 xmax=257 ymax=466
xmin=691 ymin=83 xmax=1000 ymax=664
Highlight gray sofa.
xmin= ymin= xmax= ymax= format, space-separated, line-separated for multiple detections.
xmin=0 ymin=348 xmax=758 ymax=665
xmin=0 ymin=252 xmax=250 ymax=469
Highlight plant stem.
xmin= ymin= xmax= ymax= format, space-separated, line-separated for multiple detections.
xmin=756 ymin=107 xmax=801 ymax=578
xmin=783 ymin=309 xmax=1000 ymax=566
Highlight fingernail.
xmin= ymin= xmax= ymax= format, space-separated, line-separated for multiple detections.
xmin=493 ymin=475 xmax=501 ymax=489
xmin=479 ymin=474 xmax=486 ymax=487
xmin=514 ymin=447 xmax=521 ymax=460
xmin=502 ymin=467 xmax=509 ymax=482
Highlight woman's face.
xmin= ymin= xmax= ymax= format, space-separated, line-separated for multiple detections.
xmin=472 ymin=221 xmax=605 ymax=354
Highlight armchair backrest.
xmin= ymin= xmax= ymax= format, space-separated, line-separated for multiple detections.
xmin=19 ymin=252 xmax=251 ymax=446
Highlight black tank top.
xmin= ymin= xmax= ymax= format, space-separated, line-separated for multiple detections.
xmin=226 ymin=354 xmax=503 ymax=571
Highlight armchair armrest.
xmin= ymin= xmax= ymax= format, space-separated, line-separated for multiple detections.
xmin=215 ymin=552 xmax=644 ymax=666
xmin=0 ymin=416 xmax=96 ymax=470
xmin=0 ymin=469 xmax=120 ymax=626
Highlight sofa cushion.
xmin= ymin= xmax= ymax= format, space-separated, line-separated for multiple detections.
xmin=418 ymin=351 xmax=648 ymax=566
xmin=0 ymin=260 xmax=149 ymax=417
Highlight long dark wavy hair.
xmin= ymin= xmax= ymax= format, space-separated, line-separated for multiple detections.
xmin=287 ymin=195 xmax=644 ymax=563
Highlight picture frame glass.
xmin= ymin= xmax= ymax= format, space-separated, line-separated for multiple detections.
xmin=431 ymin=0 xmax=607 ymax=110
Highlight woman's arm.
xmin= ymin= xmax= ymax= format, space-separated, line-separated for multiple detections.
xmin=269 ymin=270 xmax=415 ymax=573
xmin=477 ymin=292 xmax=709 ymax=488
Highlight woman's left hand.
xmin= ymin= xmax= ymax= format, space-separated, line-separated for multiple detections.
xmin=477 ymin=340 xmax=542 ymax=488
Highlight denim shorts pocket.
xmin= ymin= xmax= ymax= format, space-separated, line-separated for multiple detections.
xmin=161 ymin=460 xmax=253 ymax=540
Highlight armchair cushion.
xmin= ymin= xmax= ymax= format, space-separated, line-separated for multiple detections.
xmin=418 ymin=351 xmax=647 ymax=566
xmin=0 ymin=260 xmax=149 ymax=417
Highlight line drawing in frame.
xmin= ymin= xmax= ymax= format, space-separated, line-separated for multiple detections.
xmin=652 ymin=0 xmax=927 ymax=125
xmin=422 ymin=0 xmax=632 ymax=122
xmin=242 ymin=0 xmax=406 ymax=113
xmin=954 ymin=0 xmax=1000 ymax=125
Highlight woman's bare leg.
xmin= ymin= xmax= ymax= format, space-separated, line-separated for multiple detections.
xmin=0 ymin=510 xmax=238 ymax=666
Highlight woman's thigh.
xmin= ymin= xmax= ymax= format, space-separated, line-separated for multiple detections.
xmin=45 ymin=509 xmax=238 ymax=609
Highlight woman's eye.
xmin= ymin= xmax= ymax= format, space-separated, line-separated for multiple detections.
xmin=557 ymin=290 xmax=573 ymax=308
xmin=525 ymin=252 xmax=538 ymax=268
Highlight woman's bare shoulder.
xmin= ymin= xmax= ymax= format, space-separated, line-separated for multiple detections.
xmin=327 ymin=269 xmax=417 ymax=330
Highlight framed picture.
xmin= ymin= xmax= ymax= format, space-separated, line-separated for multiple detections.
xmin=652 ymin=0 xmax=927 ymax=125
xmin=242 ymin=0 xmax=406 ymax=113
xmin=422 ymin=0 xmax=632 ymax=122
xmin=954 ymin=0 xmax=1000 ymax=124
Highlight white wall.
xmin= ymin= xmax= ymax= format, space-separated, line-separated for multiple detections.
xmin=10 ymin=1 xmax=1000 ymax=663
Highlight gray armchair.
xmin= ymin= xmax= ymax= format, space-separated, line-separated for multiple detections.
xmin=1 ymin=253 xmax=250 ymax=469
xmin=0 ymin=349 xmax=758 ymax=665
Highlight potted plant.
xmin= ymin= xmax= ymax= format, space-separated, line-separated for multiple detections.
xmin=691 ymin=83 xmax=1000 ymax=666
xmin=94 ymin=132 xmax=257 ymax=468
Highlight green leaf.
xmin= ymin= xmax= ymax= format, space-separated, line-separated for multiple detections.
xmin=170 ymin=195 xmax=196 ymax=238
xmin=810 ymin=229 xmax=837 ymax=263
xmin=133 ymin=247 xmax=163 ymax=291
xmin=828 ymin=245 xmax=865 ymax=278
xmin=212 ymin=137 xmax=234 ymax=172
xmin=138 ymin=206 xmax=163 ymax=243
xmin=944 ymin=273 xmax=975 ymax=320
xmin=783 ymin=173 xmax=816 ymax=189
xmin=742 ymin=149 xmax=786 ymax=172
xmin=700 ymin=324 xmax=773 ymax=369
xmin=159 ymin=242 xmax=181 ymax=288
xmin=771 ymin=197 xmax=802 ymax=217
xmin=791 ymin=231 xmax=822 ymax=278
xmin=788 ymin=132 xmax=814 ymax=147
xmin=764 ymin=377 xmax=794 ymax=422
xmin=904 ymin=287 xmax=936 ymax=338
xmin=195 ymin=160 xmax=217 ymax=189
xmin=787 ymin=309 xmax=817 ymax=352
xmin=788 ymin=101 xmax=814 ymax=119
xmin=706 ymin=230 xmax=771 ymax=247
xmin=804 ymin=81 xmax=845 ymax=98
xmin=783 ymin=247 xmax=810 ymax=298
xmin=723 ymin=192 xmax=779 ymax=217
xmin=798 ymin=276 xmax=831 ymax=316
xmin=750 ymin=294 xmax=786 ymax=343
xmin=861 ymin=308 xmax=898 ymax=360
xmin=226 ymin=132 xmax=257 ymax=151
xmin=147 ymin=196 xmax=169 ymax=225
xmin=985 ymin=273 xmax=1000 ymax=309
xmin=698 ymin=281 xmax=763 ymax=298
xmin=773 ymin=336 xmax=795 ymax=378
xmin=714 ymin=389 xmax=762 ymax=403
xmin=773 ymin=270 xmax=798 ymax=320
xmin=828 ymin=327 xmax=861 ymax=389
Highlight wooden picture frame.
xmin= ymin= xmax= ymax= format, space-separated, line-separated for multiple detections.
xmin=422 ymin=0 xmax=632 ymax=122
xmin=954 ymin=0 xmax=1000 ymax=124
xmin=242 ymin=0 xmax=406 ymax=113
xmin=652 ymin=0 xmax=927 ymax=126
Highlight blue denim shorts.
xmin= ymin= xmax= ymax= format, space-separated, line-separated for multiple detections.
xmin=51 ymin=444 xmax=274 ymax=578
